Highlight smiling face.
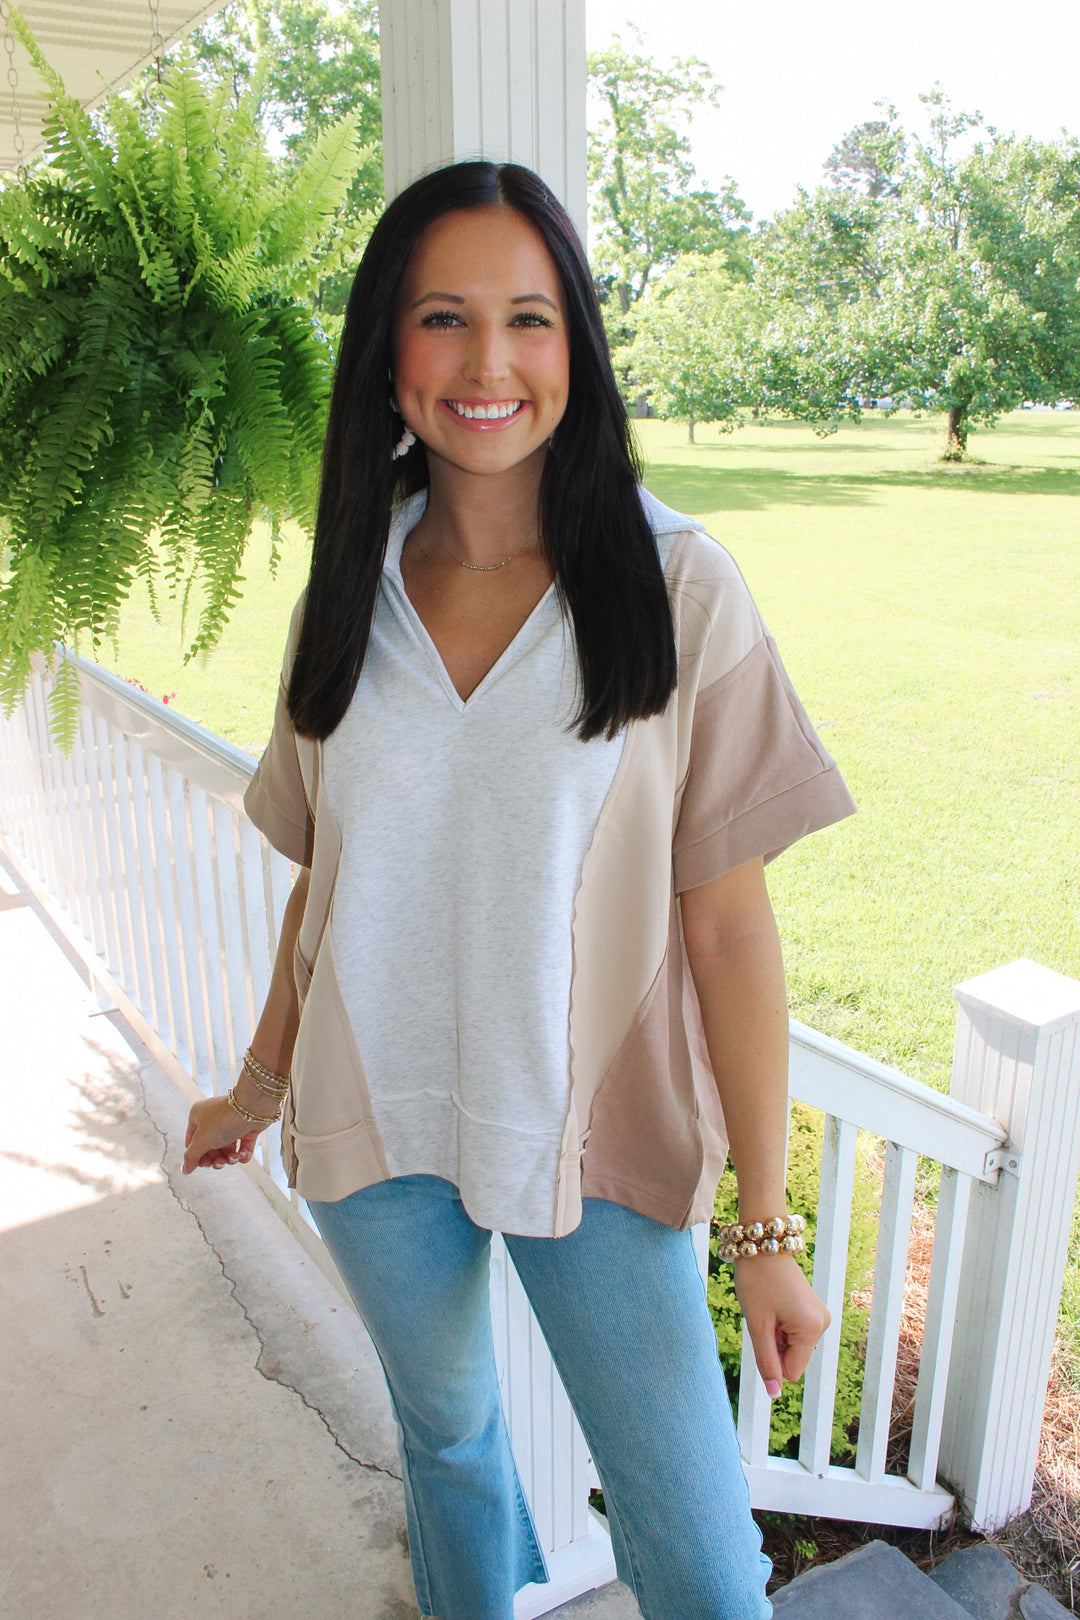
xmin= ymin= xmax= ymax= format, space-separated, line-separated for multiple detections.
xmin=391 ymin=206 xmax=570 ymax=486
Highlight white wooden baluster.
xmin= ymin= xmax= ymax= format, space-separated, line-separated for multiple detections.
xmin=0 ymin=702 xmax=29 ymax=867
xmin=239 ymin=818 xmax=272 ymax=1030
xmin=6 ymin=681 xmax=33 ymax=873
xmin=799 ymin=1114 xmax=858 ymax=1478
xmin=167 ymin=767 xmax=213 ymax=1091
xmin=22 ymin=679 xmax=53 ymax=888
xmin=74 ymin=707 xmax=111 ymax=963
xmin=27 ymin=675 xmax=61 ymax=901
xmin=42 ymin=684 xmax=81 ymax=925
xmin=856 ymin=1141 xmax=918 ymax=1482
xmin=212 ymin=801 xmax=249 ymax=1080
xmin=907 ymin=1165 xmax=971 ymax=1491
xmin=108 ymin=721 xmax=153 ymax=1020
xmin=13 ymin=676 xmax=40 ymax=881
xmin=128 ymin=741 xmax=171 ymax=1039
xmin=56 ymin=706 xmax=93 ymax=945
xmin=94 ymin=714 xmax=137 ymax=993
xmin=147 ymin=755 xmax=188 ymax=1067
xmin=188 ymin=784 xmax=232 ymax=1092
xmin=738 ymin=1318 xmax=774 ymax=1469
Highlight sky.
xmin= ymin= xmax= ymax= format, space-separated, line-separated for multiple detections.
xmin=584 ymin=0 xmax=1080 ymax=222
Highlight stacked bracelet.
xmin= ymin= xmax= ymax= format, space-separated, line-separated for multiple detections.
xmin=226 ymin=1086 xmax=281 ymax=1127
xmin=243 ymin=1049 xmax=290 ymax=1097
xmin=241 ymin=1051 xmax=290 ymax=1108
xmin=225 ymin=1048 xmax=290 ymax=1127
xmin=715 ymin=1214 xmax=806 ymax=1262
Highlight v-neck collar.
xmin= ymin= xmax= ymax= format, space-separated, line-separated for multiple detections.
xmin=381 ymin=492 xmax=560 ymax=714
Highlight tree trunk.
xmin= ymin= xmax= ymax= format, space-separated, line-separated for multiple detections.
xmin=688 ymin=414 xmax=696 ymax=444
xmin=943 ymin=405 xmax=968 ymax=461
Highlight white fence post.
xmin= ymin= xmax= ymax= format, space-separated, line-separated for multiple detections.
xmin=937 ymin=958 xmax=1080 ymax=1531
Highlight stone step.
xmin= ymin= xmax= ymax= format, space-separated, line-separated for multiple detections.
xmin=770 ymin=1542 xmax=972 ymax=1618
xmin=927 ymin=1544 xmax=1072 ymax=1619
xmin=770 ymin=1540 xmax=1073 ymax=1620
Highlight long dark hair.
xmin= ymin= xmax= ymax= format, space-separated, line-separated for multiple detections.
xmin=287 ymin=161 xmax=677 ymax=742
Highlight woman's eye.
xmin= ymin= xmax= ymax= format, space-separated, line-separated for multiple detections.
xmin=512 ymin=311 xmax=554 ymax=328
xmin=420 ymin=310 xmax=462 ymax=328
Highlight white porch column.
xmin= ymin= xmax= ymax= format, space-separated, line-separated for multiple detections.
xmin=938 ymin=958 xmax=1080 ymax=1531
xmin=377 ymin=0 xmax=587 ymax=241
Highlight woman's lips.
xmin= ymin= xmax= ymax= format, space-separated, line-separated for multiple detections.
xmin=439 ymin=399 xmax=529 ymax=430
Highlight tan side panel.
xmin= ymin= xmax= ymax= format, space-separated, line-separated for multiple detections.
xmin=581 ymin=900 xmax=704 ymax=1229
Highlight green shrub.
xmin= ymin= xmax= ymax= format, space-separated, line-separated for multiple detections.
xmin=708 ymin=1102 xmax=880 ymax=1460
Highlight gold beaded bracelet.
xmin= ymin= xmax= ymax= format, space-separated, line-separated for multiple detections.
xmin=243 ymin=1048 xmax=290 ymax=1091
xmin=242 ymin=1059 xmax=290 ymax=1102
xmin=715 ymin=1214 xmax=806 ymax=1262
xmin=226 ymin=1086 xmax=282 ymax=1128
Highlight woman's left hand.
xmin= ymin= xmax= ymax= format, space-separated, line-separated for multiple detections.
xmin=182 ymin=1095 xmax=263 ymax=1174
xmin=734 ymin=1254 xmax=831 ymax=1398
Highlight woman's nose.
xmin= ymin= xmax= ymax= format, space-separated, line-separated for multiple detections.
xmin=462 ymin=321 xmax=509 ymax=384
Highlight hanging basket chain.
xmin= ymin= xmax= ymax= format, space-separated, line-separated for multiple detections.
xmin=148 ymin=0 xmax=165 ymax=84
xmin=1 ymin=0 xmax=28 ymax=180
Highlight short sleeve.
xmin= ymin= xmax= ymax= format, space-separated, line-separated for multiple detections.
xmin=243 ymin=597 xmax=315 ymax=868
xmin=672 ymin=633 xmax=856 ymax=893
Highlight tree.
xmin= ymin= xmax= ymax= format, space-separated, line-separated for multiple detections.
xmin=824 ymin=109 xmax=906 ymax=201
xmin=866 ymin=91 xmax=1080 ymax=455
xmin=757 ymin=92 xmax=1080 ymax=456
xmin=0 ymin=7 xmax=371 ymax=738
xmin=626 ymin=255 xmax=753 ymax=441
xmin=587 ymin=32 xmax=749 ymax=391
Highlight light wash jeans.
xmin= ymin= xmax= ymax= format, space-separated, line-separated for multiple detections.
xmin=309 ymin=1176 xmax=772 ymax=1620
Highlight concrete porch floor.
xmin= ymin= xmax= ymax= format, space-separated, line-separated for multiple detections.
xmin=0 ymin=857 xmax=637 ymax=1620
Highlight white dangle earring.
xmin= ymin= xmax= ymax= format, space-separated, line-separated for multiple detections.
xmin=389 ymin=387 xmax=416 ymax=461
xmin=391 ymin=421 xmax=416 ymax=461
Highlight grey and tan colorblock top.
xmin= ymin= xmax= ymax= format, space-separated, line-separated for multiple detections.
xmin=243 ymin=491 xmax=856 ymax=1234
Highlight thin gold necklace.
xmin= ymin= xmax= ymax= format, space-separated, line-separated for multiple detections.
xmin=455 ymin=551 xmax=516 ymax=572
xmin=438 ymin=542 xmax=537 ymax=572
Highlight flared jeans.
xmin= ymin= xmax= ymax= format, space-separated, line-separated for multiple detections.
xmin=309 ymin=1176 xmax=772 ymax=1620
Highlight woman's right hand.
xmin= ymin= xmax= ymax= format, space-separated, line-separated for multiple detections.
xmin=182 ymin=1095 xmax=266 ymax=1175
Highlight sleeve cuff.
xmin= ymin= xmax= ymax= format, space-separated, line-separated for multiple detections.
xmin=243 ymin=776 xmax=315 ymax=867
xmin=673 ymin=764 xmax=856 ymax=892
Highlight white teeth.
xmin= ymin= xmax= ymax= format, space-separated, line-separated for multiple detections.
xmin=449 ymin=401 xmax=521 ymax=420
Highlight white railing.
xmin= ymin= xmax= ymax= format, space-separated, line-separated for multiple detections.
xmin=2 ymin=655 xmax=1079 ymax=1571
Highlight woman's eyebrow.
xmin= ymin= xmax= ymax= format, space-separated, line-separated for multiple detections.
xmin=408 ymin=291 xmax=559 ymax=311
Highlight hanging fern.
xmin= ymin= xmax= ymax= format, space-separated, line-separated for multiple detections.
xmin=0 ymin=5 xmax=373 ymax=739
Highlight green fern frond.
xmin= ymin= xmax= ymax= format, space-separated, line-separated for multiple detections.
xmin=27 ymin=306 xmax=127 ymax=535
xmin=45 ymin=650 xmax=83 ymax=750
xmin=269 ymin=112 xmax=364 ymax=266
xmin=0 ymin=545 xmax=57 ymax=709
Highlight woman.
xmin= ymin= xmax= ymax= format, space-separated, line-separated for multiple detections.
xmin=183 ymin=161 xmax=855 ymax=1620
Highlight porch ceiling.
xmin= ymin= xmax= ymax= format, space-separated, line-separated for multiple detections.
xmin=1 ymin=0 xmax=229 ymax=171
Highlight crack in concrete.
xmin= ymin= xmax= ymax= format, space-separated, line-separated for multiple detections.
xmin=135 ymin=1062 xmax=403 ymax=1485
